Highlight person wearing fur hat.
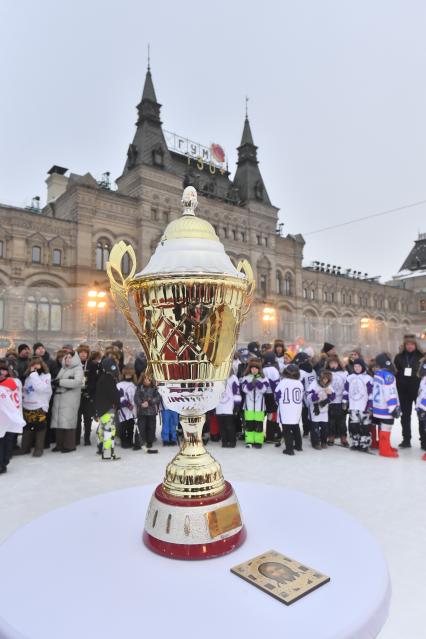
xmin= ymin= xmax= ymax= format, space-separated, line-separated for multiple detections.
xmin=315 ymin=342 xmax=337 ymax=374
xmin=325 ymin=355 xmax=349 ymax=446
xmin=275 ymin=364 xmax=304 ymax=455
xmin=50 ymin=350 xmax=84 ymax=453
xmin=415 ymin=357 xmax=426 ymax=459
xmin=247 ymin=341 xmax=261 ymax=360
xmin=75 ymin=344 xmax=95 ymax=446
xmin=307 ymin=369 xmax=335 ymax=450
xmin=273 ymin=339 xmax=286 ymax=374
xmin=372 ymin=354 xmax=401 ymax=458
xmin=240 ymin=358 xmax=270 ymax=448
xmin=262 ymin=352 xmax=281 ymax=444
xmin=393 ymin=334 xmax=424 ymax=448
xmin=292 ymin=351 xmax=316 ymax=438
xmin=342 ymin=359 xmax=373 ymax=451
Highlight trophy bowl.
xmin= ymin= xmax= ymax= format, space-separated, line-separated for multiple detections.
xmin=107 ymin=186 xmax=254 ymax=559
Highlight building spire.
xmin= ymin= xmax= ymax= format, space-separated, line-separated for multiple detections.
xmin=147 ymin=43 xmax=151 ymax=71
xmin=232 ymin=109 xmax=271 ymax=206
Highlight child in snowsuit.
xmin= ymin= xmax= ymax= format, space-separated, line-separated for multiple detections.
xmin=372 ymin=353 xmax=400 ymax=459
xmin=262 ymin=352 xmax=281 ymax=444
xmin=415 ymin=357 xmax=426 ymax=460
xmin=116 ymin=366 xmax=136 ymax=448
xmin=342 ymin=358 xmax=373 ymax=452
xmin=275 ymin=364 xmax=304 ymax=455
xmin=308 ymin=369 xmax=335 ymax=450
xmin=325 ymin=355 xmax=348 ymax=446
xmin=216 ymin=372 xmax=242 ymax=448
xmin=134 ymin=373 xmax=161 ymax=452
xmin=240 ymin=358 xmax=270 ymax=448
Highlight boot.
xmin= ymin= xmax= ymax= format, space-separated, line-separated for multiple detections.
xmin=282 ymin=429 xmax=294 ymax=455
xmin=379 ymin=431 xmax=398 ymax=458
xmin=33 ymin=428 xmax=46 ymax=457
xmin=422 ymin=453 xmax=426 ymax=461
xmin=19 ymin=429 xmax=33 ymax=455
xmin=340 ymin=435 xmax=349 ymax=447
xmin=370 ymin=425 xmax=379 ymax=449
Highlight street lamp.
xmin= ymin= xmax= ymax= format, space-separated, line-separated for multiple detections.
xmin=87 ymin=288 xmax=107 ymax=343
xmin=262 ymin=305 xmax=276 ymax=338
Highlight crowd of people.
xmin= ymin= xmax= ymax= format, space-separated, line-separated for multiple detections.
xmin=0 ymin=334 xmax=425 ymax=475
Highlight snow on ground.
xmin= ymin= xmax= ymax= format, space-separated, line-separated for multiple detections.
xmin=1 ymin=419 xmax=425 ymax=639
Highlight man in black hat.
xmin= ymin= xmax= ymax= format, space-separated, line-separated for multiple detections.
xmin=394 ymin=335 xmax=424 ymax=448
xmin=16 ymin=344 xmax=31 ymax=383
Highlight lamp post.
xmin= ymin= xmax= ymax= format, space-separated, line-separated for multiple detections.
xmin=262 ymin=305 xmax=276 ymax=339
xmin=87 ymin=289 xmax=107 ymax=344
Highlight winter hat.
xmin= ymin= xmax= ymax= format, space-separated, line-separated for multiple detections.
xmin=247 ymin=341 xmax=261 ymax=358
xmin=273 ymin=339 xmax=285 ymax=352
xmin=62 ymin=343 xmax=74 ymax=353
xmin=322 ymin=342 xmax=335 ymax=354
xmin=245 ymin=357 xmax=263 ymax=375
xmin=102 ymin=357 xmax=119 ymax=376
xmin=325 ymin=354 xmax=343 ymax=371
xmin=112 ymin=340 xmax=123 ymax=350
xmin=261 ymin=343 xmax=272 ymax=353
xmin=263 ymin=351 xmax=277 ymax=366
xmin=375 ymin=353 xmax=395 ymax=373
xmin=352 ymin=358 xmax=367 ymax=373
xmin=33 ymin=342 xmax=45 ymax=353
xmin=77 ymin=344 xmax=90 ymax=355
xmin=403 ymin=334 xmax=418 ymax=349
xmin=292 ymin=352 xmax=310 ymax=366
xmin=318 ymin=369 xmax=333 ymax=387
xmin=283 ymin=363 xmax=300 ymax=380
xmin=418 ymin=357 xmax=426 ymax=378
xmin=18 ymin=343 xmax=30 ymax=354
xmin=237 ymin=347 xmax=250 ymax=363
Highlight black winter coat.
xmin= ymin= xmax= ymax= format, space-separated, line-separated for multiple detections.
xmin=394 ymin=349 xmax=423 ymax=396
xmin=134 ymin=384 xmax=160 ymax=416
xmin=95 ymin=373 xmax=120 ymax=417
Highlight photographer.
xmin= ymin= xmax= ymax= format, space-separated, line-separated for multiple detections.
xmin=51 ymin=350 xmax=84 ymax=453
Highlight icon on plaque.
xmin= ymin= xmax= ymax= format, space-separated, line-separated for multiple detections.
xmin=231 ymin=550 xmax=330 ymax=605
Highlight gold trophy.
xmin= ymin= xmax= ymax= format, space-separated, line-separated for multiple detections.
xmin=107 ymin=186 xmax=254 ymax=559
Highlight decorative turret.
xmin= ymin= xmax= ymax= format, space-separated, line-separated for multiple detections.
xmin=232 ymin=114 xmax=271 ymax=205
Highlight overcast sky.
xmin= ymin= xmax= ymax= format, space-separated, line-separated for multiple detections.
xmin=1 ymin=0 xmax=426 ymax=281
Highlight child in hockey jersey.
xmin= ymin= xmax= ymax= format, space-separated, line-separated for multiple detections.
xmin=275 ymin=364 xmax=304 ymax=455
xmin=262 ymin=352 xmax=281 ymax=444
xmin=0 ymin=359 xmax=25 ymax=473
xmin=342 ymin=358 xmax=373 ymax=452
xmin=325 ymin=355 xmax=348 ymax=446
xmin=293 ymin=352 xmax=316 ymax=438
xmin=372 ymin=353 xmax=400 ymax=459
xmin=216 ymin=372 xmax=242 ymax=448
xmin=21 ymin=357 xmax=52 ymax=457
xmin=415 ymin=357 xmax=426 ymax=461
xmin=116 ymin=366 xmax=136 ymax=449
xmin=240 ymin=358 xmax=270 ymax=448
xmin=307 ymin=369 xmax=335 ymax=450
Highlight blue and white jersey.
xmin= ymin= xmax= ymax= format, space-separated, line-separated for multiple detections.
xmin=372 ymin=370 xmax=400 ymax=420
xmin=300 ymin=369 xmax=316 ymax=407
xmin=415 ymin=377 xmax=426 ymax=412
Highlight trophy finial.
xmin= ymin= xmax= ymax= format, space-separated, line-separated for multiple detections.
xmin=181 ymin=186 xmax=198 ymax=216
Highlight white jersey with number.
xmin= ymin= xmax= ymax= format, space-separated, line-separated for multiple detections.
xmin=275 ymin=379 xmax=304 ymax=425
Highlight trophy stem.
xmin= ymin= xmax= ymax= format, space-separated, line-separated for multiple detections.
xmin=162 ymin=413 xmax=226 ymax=499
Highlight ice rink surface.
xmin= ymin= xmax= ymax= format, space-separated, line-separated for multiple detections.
xmin=1 ymin=420 xmax=424 ymax=639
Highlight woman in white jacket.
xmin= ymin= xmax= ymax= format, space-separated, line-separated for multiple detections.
xmin=51 ymin=351 xmax=84 ymax=453
xmin=21 ymin=357 xmax=52 ymax=457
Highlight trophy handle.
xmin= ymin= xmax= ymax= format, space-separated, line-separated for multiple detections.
xmin=106 ymin=241 xmax=148 ymax=350
xmin=236 ymin=259 xmax=255 ymax=318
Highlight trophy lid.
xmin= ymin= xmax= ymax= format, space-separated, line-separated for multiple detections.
xmin=137 ymin=187 xmax=244 ymax=278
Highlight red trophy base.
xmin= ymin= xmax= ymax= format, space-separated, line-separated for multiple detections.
xmin=143 ymin=481 xmax=246 ymax=560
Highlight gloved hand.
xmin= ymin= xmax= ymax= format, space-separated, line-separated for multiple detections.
xmin=319 ymin=398 xmax=329 ymax=408
xmin=51 ymin=379 xmax=60 ymax=389
xmin=342 ymin=402 xmax=348 ymax=414
xmin=391 ymin=407 xmax=401 ymax=419
xmin=313 ymin=403 xmax=320 ymax=416
xmin=255 ymin=380 xmax=264 ymax=390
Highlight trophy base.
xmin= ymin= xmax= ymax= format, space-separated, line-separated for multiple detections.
xmin=143 ymin=481 xmax=246 ymax=560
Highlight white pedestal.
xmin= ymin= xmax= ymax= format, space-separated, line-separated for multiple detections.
xmin=0 ymin=482 xmax=391 ymax=639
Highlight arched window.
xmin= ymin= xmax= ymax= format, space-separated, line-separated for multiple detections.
xmin=32 ymin=246 xmax=41 ymax=263
xmin=0 ymin=299 xmax=4 ymax=329
xmin=96 ymin=239 xmax=111 ymax=270
xmin=303 ymin=287 xmax=308 ymax=299
xmin=276 ymin=271 xmax=283 ymax=295
xmin=342 ymin=316 xmax=355 ymax=344
xmin=303 ymin=312 xmax=316 ymax=342
xmin=122 ymin=252 xmax=131 ymax=277
xmin=324 ymin=314 xmax=337 ymax=343
xmin=52 ymin=248 xmax=62 ymax=266
xmin=342 ymin=292 xmax=346 ymax=305
xmin=260 ymin=274 xmax=267 ymax=299
xmin=0 ymin=240 xmax=4 ymax=258
xmin=284 ymin=273 xmax=293 ymax=296
xmin=24 ymin=295 xmax=62 ymax=332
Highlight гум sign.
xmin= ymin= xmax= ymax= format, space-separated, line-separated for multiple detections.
xmin=164 ymin=130 xmax=226 ymax=174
